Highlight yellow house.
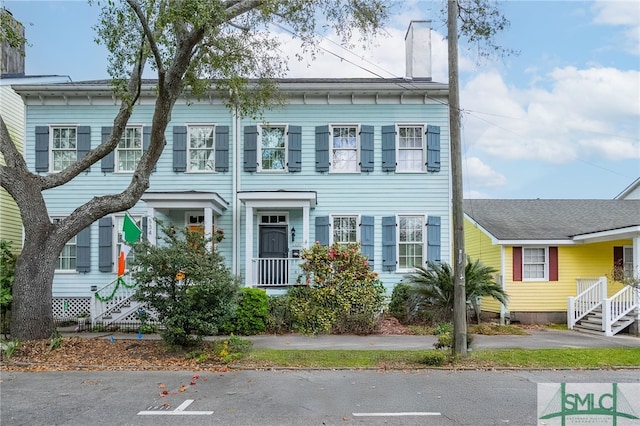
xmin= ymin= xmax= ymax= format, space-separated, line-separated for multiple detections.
xmin=464 ymin=199 xmax=640 ymax=335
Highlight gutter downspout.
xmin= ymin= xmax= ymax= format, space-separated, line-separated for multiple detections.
xmin=500 ymin=246 xmax=507 ymax=325
xmin=232 ymin=105 xmax=240 ymax=278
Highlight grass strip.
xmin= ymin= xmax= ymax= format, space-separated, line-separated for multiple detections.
xmin=242 ymin=348 xmax=640 ymax=369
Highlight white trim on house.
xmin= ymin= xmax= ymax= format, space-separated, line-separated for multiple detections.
xmin=572 ymin=226 xmax=640 ymax=244
xmin=238 ymin=191 xmax=317 ymax=285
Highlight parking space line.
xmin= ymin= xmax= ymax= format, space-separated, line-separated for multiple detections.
xmin=137 ymin=399 xmax=213 ymax=416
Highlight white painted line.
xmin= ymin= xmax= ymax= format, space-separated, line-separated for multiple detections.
xmin=138 ymin=399 xmax=214 ymax=416
xmin=353 ymin=412 xmax=441 ymax=417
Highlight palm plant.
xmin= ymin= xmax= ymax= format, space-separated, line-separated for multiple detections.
xmin=405 ymin=258 xmax=508 ymax=323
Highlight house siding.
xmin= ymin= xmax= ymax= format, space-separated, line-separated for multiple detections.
xmin=20 ymin=84 xmax=451 ymax=300
xmin=0 ymin=85 xmax=24 ymax=247
xmin=464 ymin=218 xmax=503 ymax=313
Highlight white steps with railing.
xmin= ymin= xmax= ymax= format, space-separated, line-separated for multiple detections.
xmin=568 ymin=276 xmax=639 ymax=336
xmin=91 ymin=273 xmax=145 ymax=326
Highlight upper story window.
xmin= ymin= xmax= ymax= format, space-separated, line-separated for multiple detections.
xmin=188 ymin=126 xmax=215 ymax=172
xmin=331 ymin=125 xmax=358 ymax=173
xmin=397 ymin=125 xmax=425 ymax=172
xmin=398 ymin=215 xmax=424 ymax=270
xmin=260 ymin=125 xmax=287 ymax=172
xmin=523 ymin=247 xmax=547 ymax=280
xmin=332 ymin=215 xmax=358 ymax=245
xmin=116 ymin=127 xmax=143 ymax=172
xmin=51 ymin=127 xmax=77 ymax=172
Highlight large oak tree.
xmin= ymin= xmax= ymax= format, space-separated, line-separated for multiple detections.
xmin=0 ymin=0 xmax=388 ymax=340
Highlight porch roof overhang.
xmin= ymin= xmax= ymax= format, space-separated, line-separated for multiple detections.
xmin=141 ymin=191 xmax=229 ymax=215
xmin=571 ymin=225 xmax=640 ymax=244
xmin=238 ymin=191 xmax=317 ymax=209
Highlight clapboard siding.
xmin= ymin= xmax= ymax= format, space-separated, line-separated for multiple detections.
xmin=0 ymin=86 xmax=25 ymax=245
xmin=26 ymin=91 xmax=451 ymax=297
xmin=464 ymin=218 xmax=503 ymax=313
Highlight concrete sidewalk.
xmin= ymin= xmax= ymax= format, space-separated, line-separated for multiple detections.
xmin=61 ymin=328 xmax=640 ymax=350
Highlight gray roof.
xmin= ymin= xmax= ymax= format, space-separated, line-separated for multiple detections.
xmin=464 ymin=199 xmax=640 ymax=241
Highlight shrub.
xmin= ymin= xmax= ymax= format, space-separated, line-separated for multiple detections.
xmin=288 ymin=242 xmax=386 ymax=335
xmin=266 ymin=295 xmax=293 ymax=334
xmin=228 ymin=288 xmax=269 ymax=335
xmin=0 ymin=241 xmax=16 ymax=335
xmin=389 ymin=283 xmax=411 ymax=323
xmin=131 ymin=223 xmax=239 ymax=347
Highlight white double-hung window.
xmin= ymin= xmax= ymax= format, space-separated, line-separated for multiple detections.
xmin=51 ymin=127 xmax=77 ymax=172
xmin=52 ymin=218 xmax=77 ymax=271
xmin=259 ymin=125 xmax=287 ymax=172
xmin=398 ymin=215 xmax=424 ymax=270
xmin=332 ymin=215 xmax=358 ymax=246
xmin=397 ymin=125 xmax=425 ymax=172
xmin=116 ymin=126 xmax=143 ymax=172
xmin=188 ymin=125 xmax=215 ymax=172
xmin=523 ymin=247 xmax=547 ymax=280
xmin=331 ymin=125 xmax=358 ymax=173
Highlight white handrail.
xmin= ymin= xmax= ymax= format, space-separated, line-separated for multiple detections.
xmin=603 ymin=285 xmax=638 ymax=336
xmin=567 ymin=276 xmax=606 ymax=329
xmin=251 ymin=258 xmax=304 ymax=286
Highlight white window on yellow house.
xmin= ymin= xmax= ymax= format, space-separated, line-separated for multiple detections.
xmin=623 ymin=246 xmax=634 ymax=278
xmin=523 ymin=247 xmax=547 ymax=280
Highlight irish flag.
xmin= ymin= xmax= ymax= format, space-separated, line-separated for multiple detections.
xmin=118 ymin=214 xmax=142 ymax=277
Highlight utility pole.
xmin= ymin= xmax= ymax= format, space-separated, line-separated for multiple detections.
xmin=447 ymin=0 xmax=467 ymax=356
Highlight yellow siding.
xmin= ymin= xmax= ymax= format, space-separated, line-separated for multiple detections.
xmin=0 ymin=85 xmax=24 ymax=247
xmin=464 ymin=218 xmax=503 ymax=313
xmin=504 ymin=240 xmax=631 ymax=312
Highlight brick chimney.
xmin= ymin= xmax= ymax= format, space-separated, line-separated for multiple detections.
xmin=405 ymin=20 xmax=431 ymax=80
xmin=1 ymin=8 xmax=26 ymax=75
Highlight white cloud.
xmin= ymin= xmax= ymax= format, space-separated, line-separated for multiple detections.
xmin=591 ymin=0 xmax=640 ymax=55
xmin=461 ymin=66 xmax=640 ymax=163
xmin=463 ymin=156 xmax=507 ymax=187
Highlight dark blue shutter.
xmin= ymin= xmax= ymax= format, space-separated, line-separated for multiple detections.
xmin=360 ymin=215 xmax=374 ymax=268
xmin=101 ymin=127 xmax=114 ymax=172
xmin=35 ymin=126 xmax=49 ymax=172
xmin=360 ymin=125 xmax=374 ymax=172
xmin=426 ymin=125 xmax=441 ymax=172
xmin=142 ymin=126 xmax=155 ymax=172
xmin=141 ymin=216 xmax=148 ymax=242
xmin=381 ymin=125 xmax=396 ymax=172
xmin=244 ymin=125 xmax=258 ymax=172
xmin=77 ymin=126 xmax=91 ymax=171
xmin=315 ymin=216 xmax=330 ymax=246
xmin=215 ymin=126 xmax=229 ymax=172
xmin=173 ymin=126 xmax=187 ymax=172
xmin=315 ymin=125 xmax=330 ymax=172
xmin=76 ymin=225 xmax=91 ymax=273
xmin=287 ymin=125 xmax=302 ymax=172
xmin=98 ymin=217 xmax=113 ymax=272
xmin=382 ymin=216 xmax=397 ymax=271
xmin=427 ymin=216 xmax=441 ymax=264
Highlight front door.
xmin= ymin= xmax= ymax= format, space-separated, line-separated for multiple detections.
xmin=259 ymin=225 xmax=288 ymax=285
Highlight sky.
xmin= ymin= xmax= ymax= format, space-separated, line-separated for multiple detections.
xmin=3 ymin=0 xmax=639 ymax=200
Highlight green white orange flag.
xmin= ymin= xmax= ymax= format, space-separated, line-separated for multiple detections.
xmin=118 ymin=214 xmax=142 ymax=277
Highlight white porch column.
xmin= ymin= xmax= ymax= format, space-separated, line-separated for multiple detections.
xmin=204 ymin=207 xmax=213 ymax=252
xmin=303 ymin=206 xmax=310 ymax=247
xmin=634 ymin=236 xmax=640 ymax=323
xmin=245 ymin=205 xmax=254 ymax=286
xmin=146 ymin=207 xmax=156 ymax=245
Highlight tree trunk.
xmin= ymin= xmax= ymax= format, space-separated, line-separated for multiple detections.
xmin=10 ymin=237 xmax=58 ymax=340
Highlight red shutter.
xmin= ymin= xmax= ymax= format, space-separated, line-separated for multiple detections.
xmin=613 ymin=246 xmax=624 ymax=280
xmin=513 ymin=246 xmax=522 ymax=281
xmin=549 ymin=246 xmax=558 ymax=281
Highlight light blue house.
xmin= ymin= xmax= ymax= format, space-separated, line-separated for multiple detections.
xmin=13 ymin=21 xmax=452 ymax=322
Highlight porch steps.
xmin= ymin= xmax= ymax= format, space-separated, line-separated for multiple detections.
xmin=573 ymin=307 xmax=635 ymax=336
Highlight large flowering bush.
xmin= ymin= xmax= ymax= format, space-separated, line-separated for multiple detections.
xmin=288 ymin=242 xmax=386 ymax=334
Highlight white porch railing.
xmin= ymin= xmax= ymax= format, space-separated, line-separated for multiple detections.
xmin=91 ymin=273 xmax=140 ymax=324
xmin=252 ymin=258 xmax=304 ymax=287
xmin=603 ymin=285 xmax=638 ymax=336
xmin=567 ymin=276 xmax=607 ymax=329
